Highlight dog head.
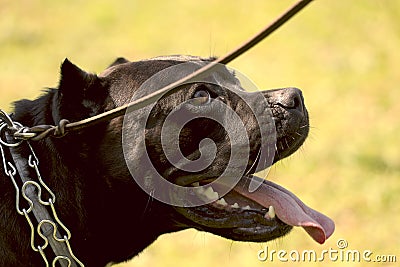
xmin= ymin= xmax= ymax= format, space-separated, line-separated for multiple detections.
xmin=33 ymin=56 xmax=334 ymax=263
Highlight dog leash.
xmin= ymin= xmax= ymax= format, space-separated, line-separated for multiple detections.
xmin=6 ymin=0 xmax=313 ymax=142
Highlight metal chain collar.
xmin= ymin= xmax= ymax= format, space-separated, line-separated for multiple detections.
xmin=0 ymin=112 xmax=84 ymax=267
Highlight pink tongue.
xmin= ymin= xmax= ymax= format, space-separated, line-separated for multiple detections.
xmin=234 ymin=176 xmax=335 ymax=244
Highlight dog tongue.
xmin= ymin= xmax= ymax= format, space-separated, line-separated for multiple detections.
xmin=234 ymin=176 xmax=335 ymax=244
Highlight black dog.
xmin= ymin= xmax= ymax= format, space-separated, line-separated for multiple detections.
xmin=0 ymin=55 xmax=334 ymax=266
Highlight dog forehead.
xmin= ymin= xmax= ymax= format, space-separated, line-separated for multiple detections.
xmin=100 ymin=55 xmax=215 ymax=77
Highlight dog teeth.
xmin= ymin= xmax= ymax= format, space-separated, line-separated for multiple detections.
xmin=203 ymin=186 xmax=219 ymax=201
xmin=194 ymin=186 xmax=263 ymax=211
xmin=195 ymin=185 xmax=218 ymax=200
xmin=215 ymin=198 xmax=228 ymax=206
xmin=265 ymin=205 xmax=275 ymax=219
xmin=231 ymin=203 xmax=240 ymax=209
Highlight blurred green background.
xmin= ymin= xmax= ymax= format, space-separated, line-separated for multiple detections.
xmin=1 ymin=0 xmax=399 ymax=266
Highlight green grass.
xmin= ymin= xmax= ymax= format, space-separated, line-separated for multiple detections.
xmin=1 ymin=1 xmax=399 ymax=266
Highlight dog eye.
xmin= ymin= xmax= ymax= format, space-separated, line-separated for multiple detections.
xmin=194 ymin=90 xmax=209 ymax=98
xmin=192 ymin=89 xmax=211 ymax=105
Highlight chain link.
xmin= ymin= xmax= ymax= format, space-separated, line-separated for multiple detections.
xmin=1 ymin=119 xmax=84 ymax=267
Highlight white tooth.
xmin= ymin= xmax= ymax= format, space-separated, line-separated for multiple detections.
xmin=204 ymin=186 xmax=214 ymax=194
xmin=243 ymin=205 xmax=251 ymax=210
xmin=231 ymin=203 xmax=240 ymax=209
xmin=212 ymin=191 xmax=219 ymax=200
xmin=203 ymin=186 xmax=218 ymax=200
xmin=215 ymin=198 xmax=228 ymax=206
xmin=193 ymin=182 xmax=200 ymax=187
xmin=267 ymin=205 xmax=275 ymax=219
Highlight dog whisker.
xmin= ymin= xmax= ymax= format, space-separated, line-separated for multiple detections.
xmin=280 ymin=141 xmax=285 ymax=151
xmin=294 ymin=131 xmax=303 ymax=137
xmin=141 ymin=189 xmax=155 ymax=218
xmin=284 ymin=138 xmax=290 ymax=150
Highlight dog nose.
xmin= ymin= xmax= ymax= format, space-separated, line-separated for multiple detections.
xmin=276 ymin=87 xmax=304 ymax=113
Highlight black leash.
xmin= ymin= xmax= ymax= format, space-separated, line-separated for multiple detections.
xmin=3 ymin=0 xmax=313 ymax=142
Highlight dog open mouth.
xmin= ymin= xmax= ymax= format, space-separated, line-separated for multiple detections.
xmin=176 ymin=175 xmax=334 ymax=244
xmin=175 ymin=171 xmax=334 ymax=244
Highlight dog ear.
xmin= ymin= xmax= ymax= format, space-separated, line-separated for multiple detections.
xmin=59 ymin=58 xmax=98 ymax=94
xmin=108 ymin=57 xmax=130 ymax=68
xmin=57 ymin=58 xmax=108 ymax=121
